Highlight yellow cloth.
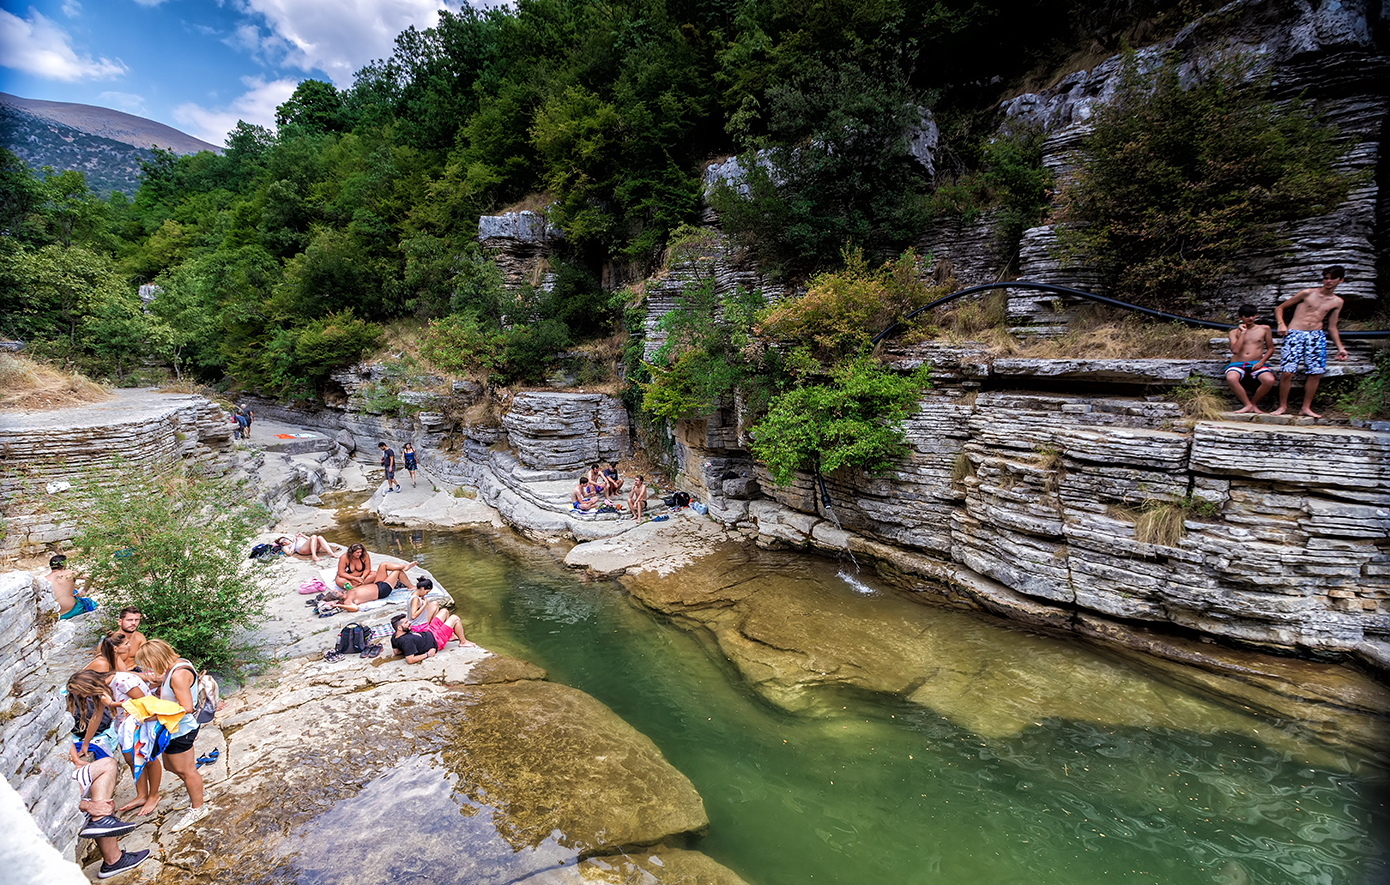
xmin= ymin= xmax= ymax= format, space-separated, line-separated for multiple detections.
xmin=122 ymin=696 xmax=188 ymax=731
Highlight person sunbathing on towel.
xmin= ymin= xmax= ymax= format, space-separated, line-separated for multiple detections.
xmin=388 ymin=611 xmax=474 ymax=663
xmin=325 ymin=562 xmax=417 ymax=613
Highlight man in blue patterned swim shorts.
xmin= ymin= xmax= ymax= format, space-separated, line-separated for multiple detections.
xmin=1273 ymin=266 xmax=1347 ymax=419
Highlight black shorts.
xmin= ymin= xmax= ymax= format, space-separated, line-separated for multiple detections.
xmin=376 ymin=581 xmax=393 ymax=600
xmin=165 ymin=726 xmax=200 ymax=756
xmin=384 ymin=468 xmax=396 ymax=480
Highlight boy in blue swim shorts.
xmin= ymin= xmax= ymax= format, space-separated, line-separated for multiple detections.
xmin=48 ymin=555 xmax=97 ymax=620
xmin=1273 ymin=266 xmax=1348 ymax=419
xmin=1224 ymin=304 xmax=1276 ymax=413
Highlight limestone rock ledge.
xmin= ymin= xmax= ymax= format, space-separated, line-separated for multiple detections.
xmin=678 ymin=390 xmax=1390 ymax=668
xmin=149 ymin=653 xmax=745 ymax=885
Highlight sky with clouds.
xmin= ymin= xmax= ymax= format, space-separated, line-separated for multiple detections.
xmin=0 ymin=0 xmax=470 ymax=147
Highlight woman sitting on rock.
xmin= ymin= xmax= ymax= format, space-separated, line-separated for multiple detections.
xmin=335 ymin=543 xmax=400 ymax=589
xmin=276 ymin=533 xmax=340 ymax=562
xmin=325 ymin=562 xmax=418 ymax=612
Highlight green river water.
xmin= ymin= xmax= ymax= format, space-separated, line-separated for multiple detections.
xmin=343 ymin=520 xmax=1389 ymax=885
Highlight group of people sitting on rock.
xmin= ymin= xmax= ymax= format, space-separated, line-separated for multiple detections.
xmin=568 ymin=461 xmax=649 ymax=519
xmin=1223 ymin=266 xmax=1349 ymax=418
xmin=54 ymin=590 xmax=219 ymax=878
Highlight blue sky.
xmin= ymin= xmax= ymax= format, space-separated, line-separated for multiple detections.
xmin=0 ymin=0 xmax=472 ymax=147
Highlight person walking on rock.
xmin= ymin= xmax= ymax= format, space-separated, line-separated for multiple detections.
xmin=379 ymin=441 xmax=401 ymax=493
xmin=1273 ymin=266 xmax=1348 ymax=419
xmin=403 ymin=442 xmax=419 ymax=487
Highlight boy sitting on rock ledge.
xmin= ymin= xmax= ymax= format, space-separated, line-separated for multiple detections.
xmin=1223 ymin=304 xmax=1276 ymax=413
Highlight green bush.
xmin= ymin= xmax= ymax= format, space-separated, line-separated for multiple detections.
xmin=1056 ymin=51 xmax=1355 ymax=308
xmin=749 ymin=356 xmax=931 ymax=486
xmin=756 ymin=247 xmax=940 ymax=363
xmin=420 ymin=312 xmax=505 ymax=374
xmin=641 ymin=281 xmax=777 ymax=421
xmin=1337 ymin=345 xmax=1390 ymax=420
xmin=72 ymin=460 xmax=272 ymax=673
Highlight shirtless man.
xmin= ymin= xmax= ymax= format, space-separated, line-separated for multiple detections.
xmin=570 ymin=476 xmax=601 ymax=512
xmin=111 ymin=608 xmax=145 ymax=671
xmin=48 ymin=555 xmax=97 ymax=620
xmin=1223 ymin=304 xmax=1276 ymax=413
xmin=1273 ymin=266 xmax=1348 ymax=418
xmin=326 ymin=561 xmax=417 ymax=612
xmin=628 ymin=474 xmax=649 ymax=520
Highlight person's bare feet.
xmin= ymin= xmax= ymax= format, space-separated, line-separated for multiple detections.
xmin=1300 ymin=407 xmax=1322 ymax=419
xmin=1233 ymin=405 xmax=1263 ymax=414
xmin=1270 ymin=405 xmax=1288 ymax=415
xmin=117 ymin=796 xmax=143 ymax=814
xmin=136 ymin=794 xmax=161 ymax=816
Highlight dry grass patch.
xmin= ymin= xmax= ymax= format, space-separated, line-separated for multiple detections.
xmin=1172 ymin=376 xmax=1225 ymax=420
xmin=951 ymin=450 xmax=975 ymax=483
xmin=1134 ymin=502 xmax=1186 ymax=547
xmin=910 ymin=300 xmax=1214 ymax=361
xmin=499 ymin=192 xmax=554 ymax=215
xmin=0 ymin=353 xmax=110 ymax=412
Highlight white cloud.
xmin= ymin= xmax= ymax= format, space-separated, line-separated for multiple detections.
xmin=98 ymin=90 xmax=147 ymax=114
xmin=61 ymin=0 xmax=81 ymax=17
xmin=0 ymin=8 xmax=128 ymax=81
xmin=172 ymin=75 xmax=297 ymax=146
xmin=131 ymin=0 xmax=173 ymax=6
xmin=238 ymin=0 xmax=451 ymax=86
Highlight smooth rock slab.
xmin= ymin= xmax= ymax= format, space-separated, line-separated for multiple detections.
xmin=157 ymin=677 xmax=723 ymax=885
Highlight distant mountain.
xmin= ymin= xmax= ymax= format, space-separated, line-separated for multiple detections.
xmin=0 ymin=94 xmax=220 ymax=197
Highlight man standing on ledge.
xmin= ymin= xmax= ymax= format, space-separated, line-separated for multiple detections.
xmin=379 ymin=441 xmax=401 ymax=493
xmin=1273 ymin=266 xmax=1348 ymax=419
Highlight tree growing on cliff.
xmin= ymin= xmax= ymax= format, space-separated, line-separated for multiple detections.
xmin=72 ymin=459 xmax=271 ymax=673
xmin=1055 ymin=51 xmax=1355 ymax=308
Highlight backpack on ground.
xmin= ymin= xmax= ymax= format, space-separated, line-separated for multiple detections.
xmin=248 ymin=542 xmax=278 ymax=559
xmin=673 ymin=491 xmax=691 ymax=507
xmin=335 ymin=623 xmax=368 ymax=655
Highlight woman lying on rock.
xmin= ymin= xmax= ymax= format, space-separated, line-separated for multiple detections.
xmin=388 ymin=610 xmax=475 ymax=663
xmin=275 ymin=532 xmax=340 ymax=562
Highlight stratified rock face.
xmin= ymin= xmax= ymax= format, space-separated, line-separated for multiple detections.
xmin=681 ymin=389 xmax=1390 ymax=661
xmin=0 ymin=572 xmax=99 ymax=862
xmin=991 ymin=0 xmax=1387 ymax=323
xmin=501 ymin=392 xmax=632 ymax=471
xmin=159 ymin=665 xmax=730 ymax=885
xmin=477 ymin=210 xmax=564 ymax=293
xmin=0 ymin=390 xmax=234 ymax=556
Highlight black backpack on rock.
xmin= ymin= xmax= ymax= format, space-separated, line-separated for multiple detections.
xmin=336 ymin=623 xmax=367 ymax=654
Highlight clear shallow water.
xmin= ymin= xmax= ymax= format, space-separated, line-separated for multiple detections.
xmin=343 ymin=521 xmax=1390 ymax=885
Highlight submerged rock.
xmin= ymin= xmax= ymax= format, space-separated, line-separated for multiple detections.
xmin=616 ymin=544 xmax=1390 ymax=762
xmin=152 ymin=653 xmax=736 ymax=885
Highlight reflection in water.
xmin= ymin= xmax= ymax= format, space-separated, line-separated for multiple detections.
xmin=336 ymin=521 xmax=1390 ymax=885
